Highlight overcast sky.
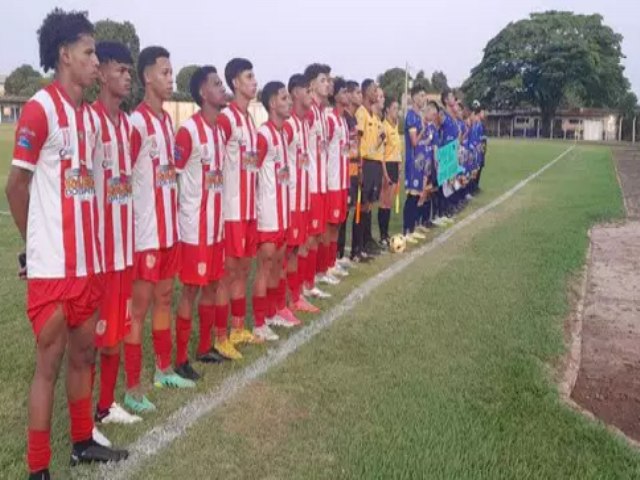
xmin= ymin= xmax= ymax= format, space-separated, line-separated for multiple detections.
xmin=2 ymin=0 xmax=638 ymax=95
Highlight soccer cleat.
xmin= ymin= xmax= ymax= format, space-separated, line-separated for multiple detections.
xmin=253 ymin=324 xmax=279 ymax=342
xmin=214 ymin=339 xmax=243 ymax=360
xmin=70 ymin=439 xmax=128 ymax=467
xmin=432 ymin=217 xmax=445 ymax=226
xmin=337 ymin=257 xmax=355 ymax=269
xmin=96 ymin=402 xmax=142 ymax=425
xmin=196 ymin=349 xmax=225 ymax=364
xmin=404 ymin=234 xmax=419 ymax=244
xmin=154 ymin=368 xmax=196 ymax=389
xmin=465 ymin=193 xmax=473 ymax=201
xmin=269 ymin=308 xmax=302 ymax=328
xmin=230 ymin=328 xmax=257 ymax=345
xmin=443 ymin=216 xmax=455 ymax=224
xmin=124 ymin=391 xmax=156 ymax=414
xmin=303 ymin=286 xmax=332 ymax=299
xmin=328 ymin=265 xmax=349 ymax=278
xmin=416 ymin=225 xmax=430 ymax=234
xmin=411 ymin=231 xmax=427 ymax=240
xmin=175 ymin=361 xmax=201 ymax=381
xmin=92 ymin=427 xmax=111 ymax=447
xmin=291 ymin=297 xmax=320 ymax=313
xmin=28 ymin=469 xmax=50 ymax=480
xmin=316 ymin=273 xmax=340 ymax=286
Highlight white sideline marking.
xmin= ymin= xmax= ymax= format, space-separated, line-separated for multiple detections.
xmin=97 ymin=145 xmax=576 ymax=479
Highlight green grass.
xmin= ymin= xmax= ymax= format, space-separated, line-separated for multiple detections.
xmin=0 ymin=128 xmax=635 ymax=478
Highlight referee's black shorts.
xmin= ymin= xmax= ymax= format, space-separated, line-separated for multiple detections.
xmin=362 ymin=159 xmax=382 ymax=204
xmin=385 ymin=162 xmax=400 ymax=184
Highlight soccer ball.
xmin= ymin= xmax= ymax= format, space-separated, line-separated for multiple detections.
xmin=389 ymin=234 xmax=407 ymax=254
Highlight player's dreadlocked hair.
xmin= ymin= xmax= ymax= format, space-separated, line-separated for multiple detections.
xmin=38 ymin=8 xmax=94 ymax=73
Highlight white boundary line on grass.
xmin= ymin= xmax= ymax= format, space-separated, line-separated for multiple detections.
xmin=97 ymin=145 xmax=576 ymax=480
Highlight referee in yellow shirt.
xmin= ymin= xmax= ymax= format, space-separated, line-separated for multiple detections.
xmin=378 ymin=97 xmax=401 ymax=247
xmin=355 ymin=79 xmax=385 ymax=256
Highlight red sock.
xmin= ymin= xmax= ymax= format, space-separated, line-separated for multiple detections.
xmin=27 ymin=429 xmax=51 ymax=473
xmin=214 ymin=303 xmax=228 ymax=340
xmin=124 ymin=343 xmax=142 ymax=390
xmin=329 ymin=241 xmax=338 ymax=269
xmin=231 ymin=297 xmax=246 ymax=329
xmin=252 ymin=295 xmax=267 ymax=328
xmin=266 ymin=288 xmax=278 ymax=318
xmin=316 ymin=244 xmax=327 ymax=274
xmin=297 ymin=254 xmax=307 ymax=281
xmin=175 ymin=316 xmax=191 ymax=366
xmin=287 ymin=270 xmax=301 ymax=303
xmin=97 ymin=352 xmax=120 ymax=412
xmin=197 ymin=305 xmax=215 ymax=355
xmin=306 ymin=249 xmax=317 ymax=286
xmin=152 ymin=328 xmax=172 ymax=371
xmin=277 ymin=278 xmax=287 ymax=310
xmin=68 ymin=396 xmax=93 ymax=443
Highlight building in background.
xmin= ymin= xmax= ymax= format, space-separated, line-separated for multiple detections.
xmin=0 ymin=74 xmax=7 ymax=96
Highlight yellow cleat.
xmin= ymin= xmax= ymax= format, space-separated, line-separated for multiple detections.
xmin=214 ymin=339 xmax=243 ymax=360
xmin=230 ymin=328 xmax=262 ymax=345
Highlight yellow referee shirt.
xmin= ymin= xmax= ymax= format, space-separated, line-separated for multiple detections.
xmin=356 ymin=105 xmax=384 ymax=161
xmin=383 ymin=119 xmax=401 ymax=163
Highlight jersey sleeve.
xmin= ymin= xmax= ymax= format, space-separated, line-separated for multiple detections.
xmin=327 ymin=116 xmax=336 ymax=141
xmin=256 ymin=132 xmax=269 ymax=168
xmin=174 ymin=126 xmax=193 ymax=171
xmin=130 ymin=125 xmax=143 ymax=167
xmin=12 ymin=100 xmax=49 ymax=171
xmin=282 ymin=122 xmax=294 ymax=146
xmin=216 ymin=113 xmax=233 ymax=144
xmin=355 ymin=108 xmax=366 ymax=133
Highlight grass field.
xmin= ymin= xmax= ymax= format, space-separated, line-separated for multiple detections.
xmin=1 ymin=124 xmax=638 ymax=479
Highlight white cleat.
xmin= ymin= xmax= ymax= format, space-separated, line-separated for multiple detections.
xmin=405 ymin=234 xmax=419 ymax=244
xmin=465 ymin=194 xmax=473 ymax=201
xmin=303 ymin=286 xmax=332 ymax=299
xmin=411 ymin=231 xmax=427 ymax=240
xmin=337 ymin=257 xmax=355 ymax=269
xmin=99 ymin=403 xmax=142 ymax=425
xmin=253 ymin=324 xmax=279 ymax=342
xmin=415 ymin=225 xmax=430 ymax=234
xmin=316 ymin=273 xmax=341 ymax=286
xmin=328 ymin=266 xmax=349 ymax=278
xmin=92 ymin=427 xmax=112 ymax=447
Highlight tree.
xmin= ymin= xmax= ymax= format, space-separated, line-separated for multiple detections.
xmin=90 ymin=19 xmax=142 ymax=109
xmin=5 ymin=64 xmax=43 ymax=97
xmin=413 ymin=70 xmax=433 ymax=92
xmin=377 ymin=67 xmax=406 ymax=104
xmin=175 ymin=65 xmax=199 ymax=101
xmin=462 ymin=11 xmax=631 ymax=136
xmin=431 ymin=71 xmax=449 ymax=93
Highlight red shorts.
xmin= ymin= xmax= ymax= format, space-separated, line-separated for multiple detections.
xmin=27 ymin=275 xmax=105 ymax=338
xmin=257 ymin=230 xmax=287 ymax=248
xmin=287 ymin=210 xmax=308 ymax=247
xmin=308 ymin=193 xmax=326 ymax=236
xmin=180 ymin=242 xmax=225 ymax=286
xmin=95 ymin=268 xmax=133 ymax=348
xmin=326 ymin=189 xmax=348 ymax=225
xmin=225 ymin=220 xmax=258 ymax=259
xmin=134 ymin=245 xmax=181 ymax=283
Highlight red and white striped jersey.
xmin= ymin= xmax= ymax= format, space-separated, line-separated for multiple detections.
xmin=326 ymin=108 xmax=350 ymax=192
xmin=129 ymin=103 xmax=179 ymax=252
xmin=174 ymin=112 xmax=225 ymax=247
xmin=256 ymin=121 xmax=290 ymax=233
xmin=12 ymin=82 xmax=103 ymax=279
xmin=305 ymin=100 xmax=328 ymax=194
xmin=92 ymin=101 xmax=134 ymax=273
xmin=283 ymin=113 xmax=310 ymax=213
xmin=217 ymin=102 xmax=258 ymax=222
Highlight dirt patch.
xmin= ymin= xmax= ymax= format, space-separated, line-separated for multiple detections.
xmin=570 ymin=147 xmax=640 ymax=441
